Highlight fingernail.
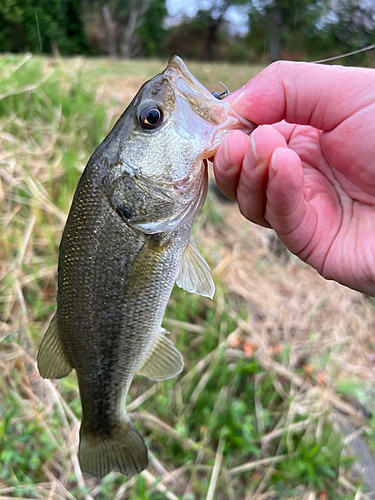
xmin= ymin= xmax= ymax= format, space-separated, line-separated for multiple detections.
xmin=250 ymin=129 xmax=260 ymax=162
xmin=215 ymin=136 xmax=232 ymax=172
xmin=228 ymin=89 xmax=245 ymax=110
xmin=270 ymin=148 xmax=280 ymax=177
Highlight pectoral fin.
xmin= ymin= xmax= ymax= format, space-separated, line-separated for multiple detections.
xmin=137 ymin=328 xmax=184 ymax=381
xmin=125 ymin=235 xmax=170 ymax=298
xmin=37 ymin=316 xmax=73 ymax=379
xmin=176 ymin=240 xmax=215 ymax=299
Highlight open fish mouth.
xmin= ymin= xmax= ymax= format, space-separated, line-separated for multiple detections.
xmin=162 ymin=55 xmax=255 ymax=150
xmin=163 ymin=55 xmax=215 ymax=100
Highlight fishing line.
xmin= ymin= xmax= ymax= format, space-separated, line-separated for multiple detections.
xmin=312 ymin=43 xmax=375 ymax=63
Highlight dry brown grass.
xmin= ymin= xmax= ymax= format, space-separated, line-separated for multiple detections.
xmin=202 ymin=192 xmax=375 ymax=387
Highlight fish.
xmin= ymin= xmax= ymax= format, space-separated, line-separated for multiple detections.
xmin=37 ymin=55 xmax=255 ymax=479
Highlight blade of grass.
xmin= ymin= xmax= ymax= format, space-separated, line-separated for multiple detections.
xmin=206 ymin=430 xmax=226 ymax=500
xmin=229 ymin=454 xmax=296 ymax=475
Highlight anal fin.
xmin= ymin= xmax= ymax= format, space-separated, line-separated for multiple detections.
xmin=137 ymin=328 xmax=184 ymax=381
xmin=176 ymin=239 xmax=215 ymax=299
xmin=37 ymin=315 xmax=73 ymax=379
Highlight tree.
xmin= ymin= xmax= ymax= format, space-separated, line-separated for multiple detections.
xmin=198 ymin=0 xmax=232 ymax=60
xmin=0 ymin=0 xmax=90 ymax=54
xmin=136 ymin=0 xmax=167 ymax=57
xmin=83 ymin=0 xmax=167 ymax=58
xmin=165 ymin=0 xmax=250 ymax=61
xmin=246 ymin=0 xmax=329 ymax=61
xmin=325 ymin=0 xmax=375 ymax=53
xmin=244 ymin=0 xmax=375 ymax=63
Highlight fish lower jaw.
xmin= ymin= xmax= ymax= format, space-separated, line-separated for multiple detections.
xmin=203 ymin=116 xmax=255 ymax=158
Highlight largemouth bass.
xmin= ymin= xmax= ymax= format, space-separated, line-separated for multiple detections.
xmin=37 ymin=56 xmax=254 ymax=478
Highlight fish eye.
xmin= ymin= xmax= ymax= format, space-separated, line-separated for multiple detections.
xmin=138 ymin=103 xmax=164 ymax=130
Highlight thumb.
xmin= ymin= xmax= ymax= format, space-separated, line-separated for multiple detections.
xmin=228 ymin=61 xmax=375 ymax=132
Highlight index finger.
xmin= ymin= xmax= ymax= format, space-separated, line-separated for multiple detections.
xmin=227 ymin=61 xmax=375 ymax=132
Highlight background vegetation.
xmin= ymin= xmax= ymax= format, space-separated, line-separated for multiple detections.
xmin=0 ymin=0 xmax=375 ymax=64
xmin=2 ymin=54 xmax=375 ymax=499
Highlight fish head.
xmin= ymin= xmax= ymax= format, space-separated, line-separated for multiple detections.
xmin=103 ymin=56 xmax=255 ymax=233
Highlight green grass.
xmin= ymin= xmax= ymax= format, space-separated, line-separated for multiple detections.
xmin=0 ymin=54 xmax=373 ymax=500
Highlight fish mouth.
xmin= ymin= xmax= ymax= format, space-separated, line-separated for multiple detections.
xmin=162 ymin=55 xmax=255 ymax=153
xmin=163 ymin=56 xmax=214 ymax=100
xmin=162 ymin=55 xmax=229 ymax=127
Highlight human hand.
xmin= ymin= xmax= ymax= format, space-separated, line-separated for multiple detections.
xmin=213 ymin=61 xmax=375 ymax=296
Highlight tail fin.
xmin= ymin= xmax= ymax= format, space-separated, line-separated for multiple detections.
xmin=78 ymin=419 xmax=148 ymax=478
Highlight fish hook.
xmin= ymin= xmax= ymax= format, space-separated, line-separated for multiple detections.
xmin=211 ymin=82 xmax=230 ymax=100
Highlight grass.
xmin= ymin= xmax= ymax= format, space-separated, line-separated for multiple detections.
xmin=1 ymin=53 xmax=375 ymax=499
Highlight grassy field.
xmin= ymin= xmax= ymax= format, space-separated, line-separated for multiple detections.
xmin=1 ymin=54 xmax=375 ymax=500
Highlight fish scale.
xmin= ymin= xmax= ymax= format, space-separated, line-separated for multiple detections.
xmin=37 ymin=55 xmax=255 ymax=479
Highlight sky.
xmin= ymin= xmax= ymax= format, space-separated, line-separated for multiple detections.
xmin=166 ymin=0 xmax=250 ymax=35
